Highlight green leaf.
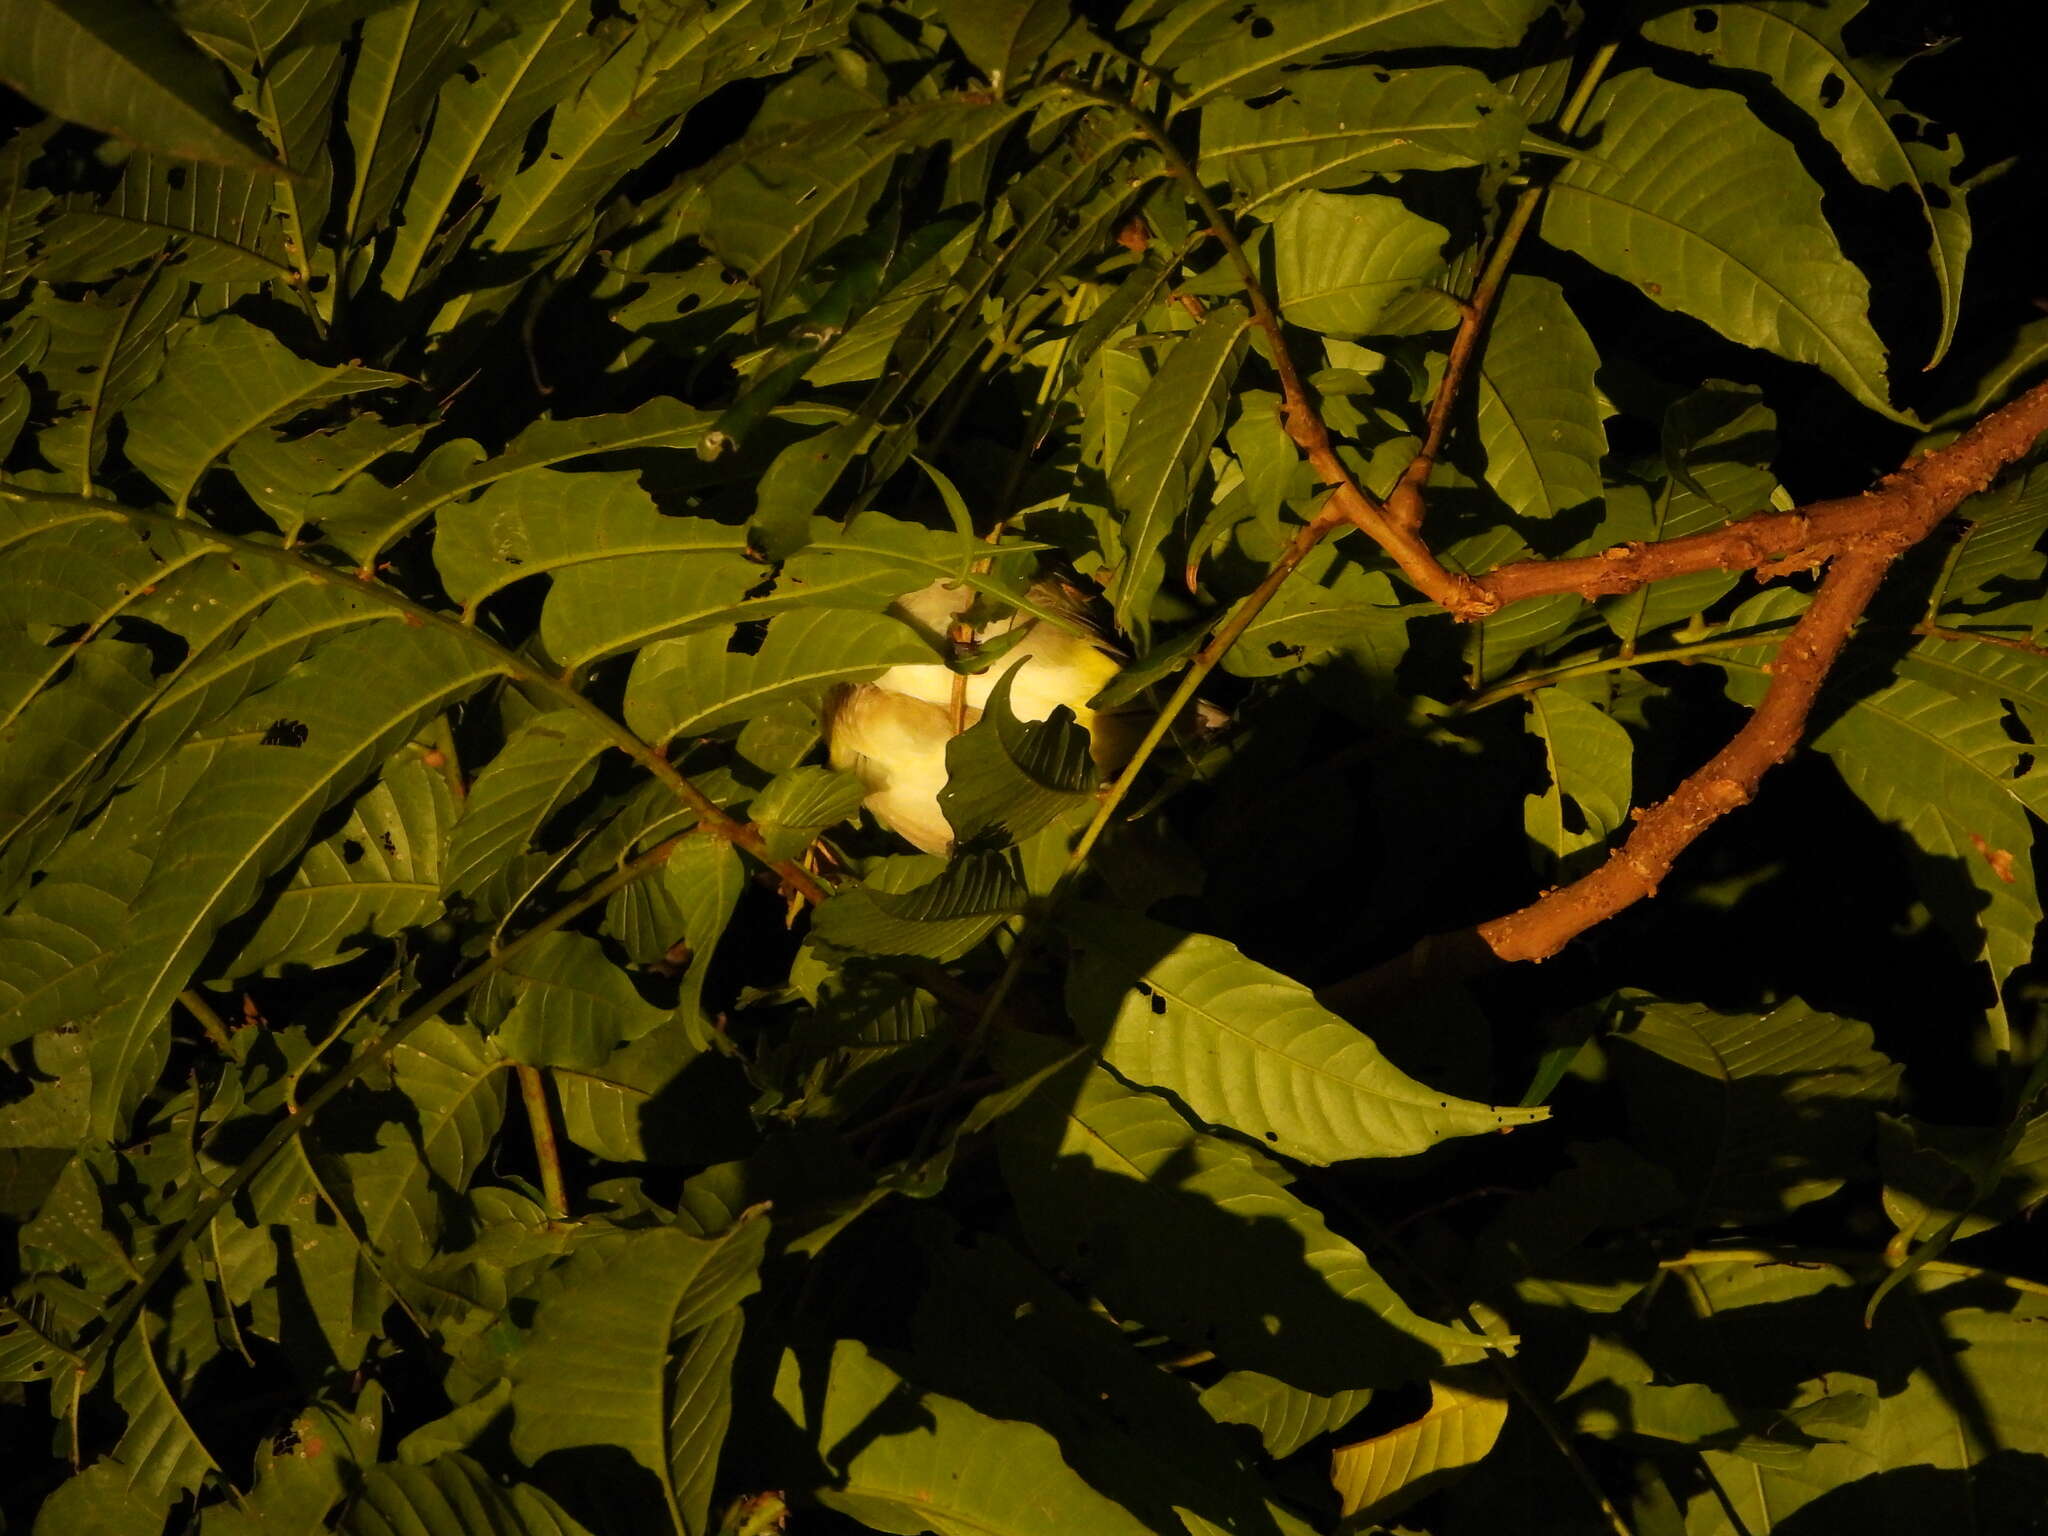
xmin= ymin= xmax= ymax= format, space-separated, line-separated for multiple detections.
xmin=1642 ymin=0 xmax=1970 ymax=367
xmin=939 ymin=0 xmax=1073 ymax=91
xmin=380 ymin=0 xmax=606 ymax=302
xmin=1723 ymin=652 xmax=2046 ymax=1030
xmin=26 ymin=1458 xmax=171 ymax=1536
xmin=1198 ymin=1371 xmax=1372 ymax=1461
xmin=39 ymin=152 xmax=294 ymax=287
xmin=494 ymin=932 xmax=672 ymax=1072
xmin=940 ymin=667 xmax=1099 ymax=846
xmin=444 ymin=710 xmax=614 ymax=922
xmin=340 ymin=0 xmax=480 ymax=247
xmin=1609 ymin=993 xmax=1901 ymax=1222
xmin=625 ymin=607 xmax=932 ymax=746
xmin=7 ymin=600 xmax=498 ymax=1137
xmin=1107 ymin=308 xmax=1248 ymax=645
xmin=221 ymin=745 xmax=456 ymax=977
xmin=340 ymin=1453 xmax=593 ymax=1536
xmin=1330 ymin=1380 xmax=1509 ymax=1523
xmin=0 ymin=0 xmax=283 ymax=171
xmin=1543 ymin=70 xmax=1899 ymax=419
xmin=436 ymin=0 xmax=860 ymax=333
xmin=998 ymin=1052 xmax=1486 ymax=1392
xmin=1273 ymin=192 xmax=1453 ymax=341
xmin=509 ymin=1218 xmax=769 ymax=1531
xmin=1148 ymin=0 xmax=1551 ymax=108
xmin=789 ymin=1337 xmax=1158 ymax=1536
xmin=1471 ymin=276 xmax=1607 ymax=521
xmin=1522 ymin=684 xmax=1632 ymax=880
xmin=122 ymin=316 xmax=407 ymax=514
xmin=1934 ymin=465 xmax=2048 ymax=608
xmin=1201 ymin=65 xmax=1524 ymax=214
xmin=111 ymin=1314 xmax=220 ymax=1499
xmin=1064 ymin=908 xmax=1547 ymax=1164
xmin=809 ymin=850 xmax=1024 ymax=961
xmin=433 ymin=471 xmax=776 ymax=669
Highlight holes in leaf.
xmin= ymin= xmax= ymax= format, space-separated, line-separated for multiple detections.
xmin=166 ymin=165 xmax=187 ymax=190
xmin=261 ymin=718 xmax=310 ymax=748
xmin=341 ymin=838 xmax=365 ymax=866
xmin=725 ymin=618 xmax=769 ymax=655
xmin=1818 ymin=72 xmax=1844 ymax=108
xmin=1149 ymin=991 xmax=1167 ymax=1016
xmin=1690 ymin=6 xmax=1718 ymax=31
xmin=1248 ymin=15 xmax=1274 ymax=38
xmin=1264 ymin=1130 xmax=1278 ymax=1142
xmin=1924 ymin=182 xmax=1951 ymax=209
xmin=1998 ymin=699 xmax=2034 ymax=778
xmin=1243 ymin=88 xmax=1286 ymax=110
xmin=112 ymin=616 xmax=186 ymax=677
xmin=381 ymin=830 xmax=398 ymax=854
xmin=1372 ymin=69 xmax=1392 ymax=84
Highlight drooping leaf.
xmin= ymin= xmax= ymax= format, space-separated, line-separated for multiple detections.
xmin=1522 ymin=684 xmax=1632 ymax=880
xmin=1202 ymin=66 xmax=1523 ymax=214
xmin=1471 ymin=275 xmax=1607 ymax=522
xmin=809 ymin=850 xmax=1024 ymax=961
xmin=998 ymin=1051 xmax=1486 ymax=1392
xmin=492 ymin=932 xmax=672 ymax=1072
xmin=1543 ymin=69 xmax=1898 ymax=419
xmin=1642 ymin=0 xmax=1970 ymax=367
xmin=1609 ymin=993 xmax=1901 ymax=1223
xmin=1329 ymin=1379 xmax=1509 ymax=1523
xmin=624 ymin=607 xmax=932 ymax=746
xmin=1064 ymin=907 xmax=1547 ymax=1164
xmin=940 ymin=666 xmax=1098 ymax=846
xmin=509 ymin=1218 xmax=769 ymax=1531
xmin=1273 ymin=192 xmax=1455 ymax=342
xmin=443 ymin=709 xmax=614 ymax=922
xmin=0 ymin=0 xmax=283 ymax=170
xmin=1198 ymin=1372 xmax=1373 ymax=1461
xmin=122 ymin=316 xmax=407 ymax=514
xmin=784 ymin=1337 xmax=1158 ymax=1536
xmin=1107 ymin=308 xmax=1248 ymax=645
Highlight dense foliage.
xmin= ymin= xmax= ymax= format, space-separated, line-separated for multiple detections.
xmin=1 ymin=1 xmax=2044 ymax=1533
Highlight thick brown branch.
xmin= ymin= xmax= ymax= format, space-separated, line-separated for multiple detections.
xmin=1481 ymin=549 xmax=1888 ymax=962
xmin=1320 ymin=378 xmax=2048 ymax=1010
xmin=1472 ymin=377 xmax=2048 ymax=614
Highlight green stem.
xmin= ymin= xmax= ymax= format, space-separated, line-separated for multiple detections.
xmin=517 ymin=1066 xmax=570 ymax=1221
xmin=82 ymin=831 xmax=686 ymax=1373
xmin=1458 ymin=626 xmax=1795 ymax=713
xmin=178 ymin=990 xmax=238 ymax=1058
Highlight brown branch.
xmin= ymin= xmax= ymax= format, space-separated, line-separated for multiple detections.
xmin=1472 ymin=377 xmax=2048 ymax=615
xmin=1321 ymin=378 xmax=2048 ymax=1010
xmin=1481 ymin=547 xmax=1889 ymax=962
xmin=1059 ymin=79 xmax=1488 ymax=617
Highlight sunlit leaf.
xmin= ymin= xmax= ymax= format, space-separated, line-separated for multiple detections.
xmin=1543 ymin=70 xmax=1898 ymax=419
xmin=1064 ymin=908 xmax=1547 ymax=1164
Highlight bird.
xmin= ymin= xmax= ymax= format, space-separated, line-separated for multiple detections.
xmin=822 ymin=576 xmax=1139 ymax=854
